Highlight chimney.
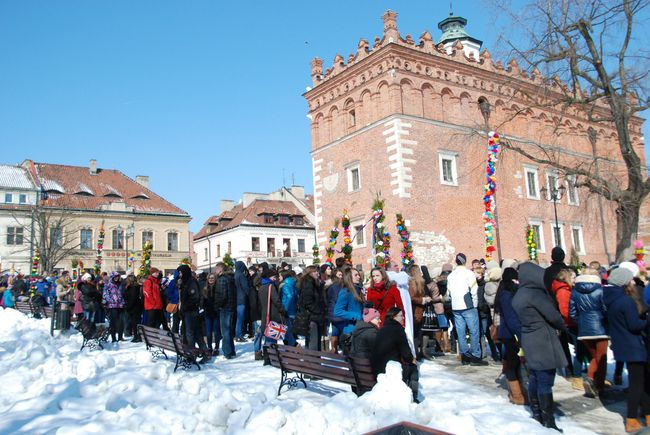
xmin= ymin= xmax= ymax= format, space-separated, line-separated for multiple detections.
xmin=89 ymin=159 xmax=97 ymax=175
xmin=135 ymin=175 xmax=150 ymax=189
xmin=220 ymin=199 xmax=235 ymax=213
xmin=382 ymin=10 xmax=400 ymax=43
xmin=290 ymin=185 xmax=305 ymax=199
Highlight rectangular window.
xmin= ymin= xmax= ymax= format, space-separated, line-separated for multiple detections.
xmin=571 ymin=225 xmax=585 ymax=255
xmin=4 ymin=193 xmax=12 ymax=203
xmin=279 ymin=215 xmax=290 ymax=225
xmin=204 ymin=247 xmax=208 ymax=261
xmin=216 ymin=244 xmax=221 ymax=258
xmin=438 ymin=152 xmax=458 ymax=186
xmin=51 ymin=227 xmax=63 ymax=248
xmin=7 ymin=227 xmax=24 ymax=245
xmin=566 ymin=176 xmax=579 ymax=206
xmin=263 ymin=214 xmax=274 ymax=224
xmin=252 ymin=237 xmax=260 ymax=251
xmin=80 ymin=229 xmax=93 ymax=249
xmin=19 ymin=194 xmax=27 ymax=204
xmin=112 ymin=228 xmax=124 ymax=250
xmin=167 ymin=232 xmax=178 ymax=251
xmin=227 ymin=241 xmax=232 ymax=254
xmin=283 ymin=238 xmax=291 ymax=257
xmin=267 ymin=238 xmax=275 ymax=256
xmin=346 ymin=163 xmax=361 ymax=192
xmin=297 ymin=238 xmax=305 ymax=253
xmin=524 ymin=166 xmax=540 ymax=199
xmin=354 ymin=224 xmax=365 ymax=247
xmin=294 ymin=216 xmax=304 ymax=225
xmin=529 ymin=221 xmax=545 ymax=254
xmin=142 ymin=231 xmax=153 ymax=248
xmin=550 ymin=223 xmax=565 ymax=249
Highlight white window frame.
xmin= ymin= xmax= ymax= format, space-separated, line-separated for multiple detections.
xmin=566 ymin=175 xmax=579 ymax=206
xmin=438 ymin=151 xmax=458 ymax=186
xmin=80 ymin=228 xmax=93 ymax=250
xmin=346 ymin=162 xmax=361 ymax=192
xmin=528 ymin=220 xmax=546 ymax=254
xmin=4 ymin=193 xmax=13 ymax=203
xmin=550 ymin=222 xmax=566 ymax=250
xmin=18 ymin=194 xmax=27 ymax=204
xmin=570 ymin=225 xmax=585 ymax=255
xmin=524 ymin=165 xmax=540 ymax=200
xmin=545 ymin=171 xmax=561 ymax=202
xmin=167 ymin=232 xmax=178 ymax=251
xmin=351 ymin=218 xmax=366 ymax=248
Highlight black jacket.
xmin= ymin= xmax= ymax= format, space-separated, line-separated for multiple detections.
xmin=371 ymin=318 xmax=414 ymax=375
xmin=203 ymin=282 xmax=217 ymax=318
xmin=259 ymin=280 xmax=285 ymax=327
xmin=180 ymin=278 xmax=201 ymax=313
xmin=299 ymin=277 xmax=325 ymax=326
xmin=80 ymin=282 xmax=102 ymax=311
xmin=235 ymin=261 xmax=251 ymax=306
xmin=543 ymin=261 xmax=568 ymax=295
xmin=350 ymin=321 xmax=378 ymax=359
xmin=477 ymin=278 xmax=490 ymax=318
xmin=215 ymin=273 xmax=236 ymax=311
xmin=123 ymin=284 xmax=143 ymax=314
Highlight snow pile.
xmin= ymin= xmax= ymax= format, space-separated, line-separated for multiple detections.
xmin=0 ymin=309 xmax=595 ymax=434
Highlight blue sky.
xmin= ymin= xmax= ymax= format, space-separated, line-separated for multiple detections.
xmin=1 ymin=1 xmax=648 ymax=232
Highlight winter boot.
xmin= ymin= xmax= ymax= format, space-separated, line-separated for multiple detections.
xmin=421 ymin=336 xmax=434 ymax=360
xmin=539 ymin=393 xmax=562 ymax=432
xmin=625 ymin=418 xmax=643 ymax=433
xmin=583 ymin=377 xmax=598 ymax=398
xmin=528 ymin=393 xmax=543 ymax=424
xmin=441 ymin=331 xmax=451 ymax=353
xmin=254 ymin=351 xmax=263 ymax=361
xmin=507 ymin=380 xmax=526 ymax=405
xmin=262 ymin=347 xmax=271 ymax=366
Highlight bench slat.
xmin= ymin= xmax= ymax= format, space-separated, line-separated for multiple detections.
xmin=278 ymin=345 xmax=349 ymax=361
xmin=276 ymin=352 xmax=353 ymax=369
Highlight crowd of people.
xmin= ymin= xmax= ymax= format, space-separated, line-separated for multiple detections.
xmin=1 ymin=247 xmax=650 ymax=433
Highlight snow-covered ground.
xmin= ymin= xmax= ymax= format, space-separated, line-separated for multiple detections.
xmin=0 ymin=309 xmax=596 ymax=434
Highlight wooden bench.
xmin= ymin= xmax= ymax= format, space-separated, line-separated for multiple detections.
xmin=75 ymin=317 xmax=109 ymax=351
xmin=13 ymin=300 xmax=53 ymax=319
xmin=267 ymin=344 xmax=376 ymax=396
xmin=14 ymin=300 xmax=33 ymax=315
xmin=138 ymin=324 xmax=201 ymax=372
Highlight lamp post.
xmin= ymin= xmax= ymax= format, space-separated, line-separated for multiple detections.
xmin=540 ymin=182 xmax=566 ymax=248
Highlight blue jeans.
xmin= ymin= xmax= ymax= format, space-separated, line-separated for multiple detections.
xmin=235 ymin=304 xmax=246 ymax=339
xmin=453 ymin=308 xmax=480 ymax=358
xmin=83 ymin=310 xmax=96 ymax=324
xmin=253 ymin=320 xmax=263 ymax=352
xmin=219 ymin=309 xmax=235 ymax=358
xmin=204 ymin=314 xmax=221 ymax=350
xmin=284 ymin=316 xmax=297 ymax=346
xmin=528 ymin=368 xmax=556 ymax=396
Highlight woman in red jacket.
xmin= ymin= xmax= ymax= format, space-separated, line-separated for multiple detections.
xmin=366 ymin=267 xmax=404 ymax=325
xmin=551 ymin=268 xmax=577 ymax=379
xmin=143 ymin=267 xmax=165 ymax=329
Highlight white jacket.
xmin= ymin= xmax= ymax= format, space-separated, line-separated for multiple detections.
xmin=447 ymin=265 xmax=478 ymax=311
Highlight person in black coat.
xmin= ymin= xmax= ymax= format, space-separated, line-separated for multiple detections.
xmin=543 ymin=246 xmax=568 ymax=295
xmin=234 ymin=261 xmax=251 ymax=342
xmin=123 ymin=275 xmax=143 ymax=342
xmin=214 ymin=263 xmax=237 ymax=358
xmin=79 ymin=273 xmax=102 ymax=324
xmin=297 ymin=266 xmax=325 ymax=351
xmin=202 ymin=274 xmax=220 ymax=354
xmin=371 ymin=307 xmax=419 ymax=402
xmin=350 ymin=308 xmax=381 ymax=359
xmin=178 ymin=264 xmax=208 ymax=361
xmin=512 ymin=262 xmax=566 ymax=432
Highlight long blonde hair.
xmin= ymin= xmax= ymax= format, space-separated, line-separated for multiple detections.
xmin=408 ymin=265 xmax=425 ymax=298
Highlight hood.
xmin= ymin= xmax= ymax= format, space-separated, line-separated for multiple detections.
xmin=486 ymin=267 xmax=502 ymax=282
xmin=573 ymin=274 xmax=601 ymax=294
xmin=517 ymin=262 xmax=545 ymax=290
xmin=177 ymin=264 xmax=192 ymax=281
xmin=602 ymin=284 xmax=626 ymax=307
xmin=235 ymin=261 xmax=247 ymax=273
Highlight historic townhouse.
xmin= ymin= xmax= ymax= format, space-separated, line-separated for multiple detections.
xmin=305 ymin=11 xmax=647 ymax=266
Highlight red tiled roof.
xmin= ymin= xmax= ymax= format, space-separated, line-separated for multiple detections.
xmin=33 ymin=162 xmax=188 ymax=216
xmin=194 ymin=199 xmax=314 ymax=241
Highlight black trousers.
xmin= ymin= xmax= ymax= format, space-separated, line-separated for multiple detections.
xmin=627 ymin=361 xmax=650 ymax=418
xmin=146 ymin=309 xmax=167 ymax=330
xmin=501 ymin=338 xmax=521 ymax=381
xmin=107 ymin=308 xmax=124 ymax=340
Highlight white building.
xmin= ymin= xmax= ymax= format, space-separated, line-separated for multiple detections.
xmin=193 ymin=186 xmax=316 ymax=271
xmin=0 ymin=164 xmax=39 ymax=274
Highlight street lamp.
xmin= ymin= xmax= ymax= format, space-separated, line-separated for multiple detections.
xmin=540 ymin=182 xmax=567 ymax=248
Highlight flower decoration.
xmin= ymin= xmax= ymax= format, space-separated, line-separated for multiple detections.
xmin=396 ymin=214 xmax=414 ymax=268
xmin=325 ymin=224 xmax=340 ymax=264
xmin=526 ymin=225 xmax=538 ymax=262
xmin=372 ymin=197 xmax=390 ymax=269
xmin=341 ymin=209 xmax=353 ymax=264
xmin=31 ymin=249 xmax=40 ymax=276
xmin=94 ymin=221 xmax=105 ymax=275
xmin=138 ymin=240 xmax=153 ymax=278
xmin=483 ymin=132 xmax=500 ymax=260
xmin=312 ymin=243 xmax=321 ymax=265
xmin=635 ymin=240 xmax=646 ymax=269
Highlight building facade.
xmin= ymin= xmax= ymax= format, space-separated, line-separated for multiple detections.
xmin=305 ymin=11 xmax=647 ymax=267
xmin=193 ymin=186 xmax=316 ymax=271
xmin=1 ymin=159 xmax=191 ymax=275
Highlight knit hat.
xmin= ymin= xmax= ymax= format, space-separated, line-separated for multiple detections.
xmin=363 ymin=307 xmax=380 ymax=323
xmin=619 ymin=261 xmax=640 ymax=277
xmin=441 ymin=263 xmax=453 ymax=273
xmin=320 ymin=263 xmax=332 ymax=274
xmin=455 ymin=253 xmax=467 ymax=265
xmin=551 ymin=247 xmax=566 ymax=262
xmin=608 ymin=267 xmax=634 ymax=287
xmin=81 ymin=273 xmax=92 ymax=282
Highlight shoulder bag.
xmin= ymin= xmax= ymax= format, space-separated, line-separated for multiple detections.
xmin=264 ymin=284 xmax=287 ymax=341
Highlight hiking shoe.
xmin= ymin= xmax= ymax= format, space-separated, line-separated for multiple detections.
xmin=469 ymin=355 xmax=488 ymax=366
xmin=461 ymin=353 xmax=472 ymax=365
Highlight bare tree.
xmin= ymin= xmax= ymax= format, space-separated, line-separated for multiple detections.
xmin=11 ymin=205 xmax=81 ymax=274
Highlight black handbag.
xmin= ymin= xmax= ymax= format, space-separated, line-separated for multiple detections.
xmin=292 ymin=310 xmax=310 ymax=336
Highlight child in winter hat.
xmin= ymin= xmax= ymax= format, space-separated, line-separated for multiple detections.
xmin=363 ymin=307 xmax=380 ymax=323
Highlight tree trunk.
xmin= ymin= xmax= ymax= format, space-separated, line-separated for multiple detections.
xmin=615 ymin=199 xmax=640 ymax=263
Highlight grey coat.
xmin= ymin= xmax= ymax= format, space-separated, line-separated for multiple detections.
xmin=512 ymin=262 xmax=568 ymax=371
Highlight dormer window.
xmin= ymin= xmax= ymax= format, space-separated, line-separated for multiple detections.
xmin=263 ymin=214 xmax=274 ymax=224
xmin=130 ymin=193 xmax=150 ymax=200
xmin=279 ymin=215 xmax=290 ymax=225
xmin=294 ymin=216 xmax=304 ymax=225
xmin=74 ymin=184 xmax=95 ymax=196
